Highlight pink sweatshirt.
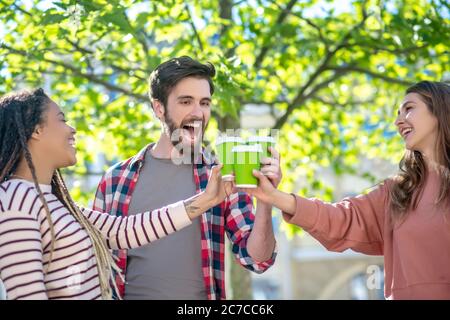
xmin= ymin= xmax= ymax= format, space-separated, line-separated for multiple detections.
xmin=284 ymin=170 xmax=450 ymax=299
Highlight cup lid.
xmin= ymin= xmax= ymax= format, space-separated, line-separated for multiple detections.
xmin=247 ymin=136 xmax=276 ymax=143
xmin=215 ymin=136 xmax=245 ymax=145
xmin=232 ymin=144 xmax=263 ymax=153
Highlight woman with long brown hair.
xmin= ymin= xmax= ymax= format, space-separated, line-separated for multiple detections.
xmin=243 ymin=81 xmax=450 ymax=299
xmin=0 ymin=88 xmax=230 ymax=300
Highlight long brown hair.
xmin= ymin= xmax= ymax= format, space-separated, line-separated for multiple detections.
xmin=389 ymin=81 xmax=450 ymax=222
xmin=0 ymin=88 xmax=121 ymax=299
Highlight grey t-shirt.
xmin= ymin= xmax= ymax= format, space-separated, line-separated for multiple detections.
xmin=124 ymin=151 xmax=206 ymax=300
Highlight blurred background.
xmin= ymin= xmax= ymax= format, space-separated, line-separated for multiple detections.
xmin=0 ymin=0 xmax=449 ymax=300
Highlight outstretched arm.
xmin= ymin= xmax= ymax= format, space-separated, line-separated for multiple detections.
xmin=82 ymin=165 xmax=231 ymax=250
xmin=245 ymin=169 xmax=387 ymax=255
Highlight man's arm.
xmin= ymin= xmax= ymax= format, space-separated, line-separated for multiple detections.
xmin=246 ymin=201 xmax=276 ymax=262
xmin=228 ymin=146 xmax=281 ymax=269
xmin=224 ymin=191 xmax=277 ymax=273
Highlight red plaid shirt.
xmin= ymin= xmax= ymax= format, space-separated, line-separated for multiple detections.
xmin=93 ymin=143 xmax=277 ymax=299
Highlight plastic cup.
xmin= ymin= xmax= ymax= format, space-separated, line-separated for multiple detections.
xmin=247 ymin=136 xmax=276 ymax=159
xmin=232 ymin=144 xmax=262 ymax=188
xmin=215 ymin=136 xmax=245 ymax=181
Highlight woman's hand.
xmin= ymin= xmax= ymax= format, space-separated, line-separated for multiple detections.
xmin=239 ymin=170 xmax=297 ymax=215
xmin=239 ymin=169 xmax=278 ymax=205
xmin=240 ymin=146 xmax=282 ymax=205
xmin=183 ymin=165 xmax=235 ymax=220
xmin=260 ymin=146 xmax=282 ymax=189
xmin=204 ymin=164 xmax=235 ymax=206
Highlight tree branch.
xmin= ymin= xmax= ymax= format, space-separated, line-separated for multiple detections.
xmin=271 ymin=5 xmax=370 ymax=130
xmin=220 ymin=0 xmax=237 ymax=59
xmin=273 ymin=70 xmax=346 ymax=129
xmin=1 ymin=0 xmax=33 ymax=17
xmin=289 ymin=12 xmax=331 ymax=53
xmin=1 ymin=43 xmax=149 ymax=102
xmin=233 ymin=0 xmax=247 ymax=5
xmin=185 ymin=3 xmax=204 ymax=51
xmin=245 ymin=98 xmax=288 ymax=105
xmin=254 ymin=0 xmax=297 ymax=70
xmin=122 ymin=9 xmax=150 ymax=56
xmin=351 ymin=42 xmax=428 ymax=55
xmin=332 ymin=6 xmax=369 ymax=53
xmin=66 ymin=38 xmax=95 ymax=55
xmin=65 ymin=37 xmax=148 ymax=79
xmin=184 ymin=3 xmax=204 ymax=51
xmin=312 ymin=95 xmax=376 ymax=108
xmin=326 ymin=65 xmax=415 ymax=86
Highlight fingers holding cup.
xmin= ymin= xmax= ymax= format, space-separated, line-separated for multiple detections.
xmin=260 ymin=150 xmax=282 ymax=188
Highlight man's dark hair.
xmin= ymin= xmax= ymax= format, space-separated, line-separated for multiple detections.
xmin=148 ymin=56 xmax=216 ymax=108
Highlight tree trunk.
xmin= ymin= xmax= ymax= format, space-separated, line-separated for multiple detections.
xmin=218 ymin=0 xmax=253 ymax=300
xmin=225 ymin=237 xmax=253 ymax=300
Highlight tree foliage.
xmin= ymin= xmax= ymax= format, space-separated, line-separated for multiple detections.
xmin=1 ymin=0 xmax=449 ymax=235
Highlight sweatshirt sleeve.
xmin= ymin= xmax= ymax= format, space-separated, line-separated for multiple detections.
xmin=283 ymin=181 xmax=389 ymax=255
xmin=0 ymin=210 xmax=48 ymax=300
xmin=79 ymin=201 xmax=191 ymax=250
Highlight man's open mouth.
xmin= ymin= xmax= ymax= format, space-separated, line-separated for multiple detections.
xmin=182 ymin=122 xmax=202 ymax=140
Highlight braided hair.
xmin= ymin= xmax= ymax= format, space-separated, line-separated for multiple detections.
xmin=0 ymin=88 xmax=121 ymax=299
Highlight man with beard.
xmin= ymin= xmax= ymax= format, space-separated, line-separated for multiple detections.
xmin=93 ymin=56 xmax=280 ymax=300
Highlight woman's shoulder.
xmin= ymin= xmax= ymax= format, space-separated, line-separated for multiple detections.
xmin=366 ymin=178 xmax=394 ymax=193
xmin=353 ymin=178 xmax=393 ymax=208
xmin=0 ymin=179 xmax=44 ymax=216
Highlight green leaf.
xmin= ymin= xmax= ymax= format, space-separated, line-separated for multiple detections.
xmin=41 ymin=12 xmax=67 ymax=25
xmin=101 ymin=11 xmax=134 ymax=34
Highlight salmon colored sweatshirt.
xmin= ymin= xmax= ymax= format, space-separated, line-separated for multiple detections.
xmin=283 ymin=170 xmax=450 ymax=300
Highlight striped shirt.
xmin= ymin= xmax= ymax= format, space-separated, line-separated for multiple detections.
xmin=0 ymin=179 xmax=191 ymax=300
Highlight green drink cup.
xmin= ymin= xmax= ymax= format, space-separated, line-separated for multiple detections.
xmin=215 ymin=136 xmax=244 ymax=181
xmin=247 ymin=136 xmax=276 ymax=159
xmin=232 ymin=144 xmax=263 ymax=188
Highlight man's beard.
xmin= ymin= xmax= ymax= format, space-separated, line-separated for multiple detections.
xmin=163 ymin=111 xmax=207 ymax=161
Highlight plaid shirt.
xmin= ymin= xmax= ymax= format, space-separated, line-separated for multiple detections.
xmin=93 ymin=143 xmax=277 ymax=300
